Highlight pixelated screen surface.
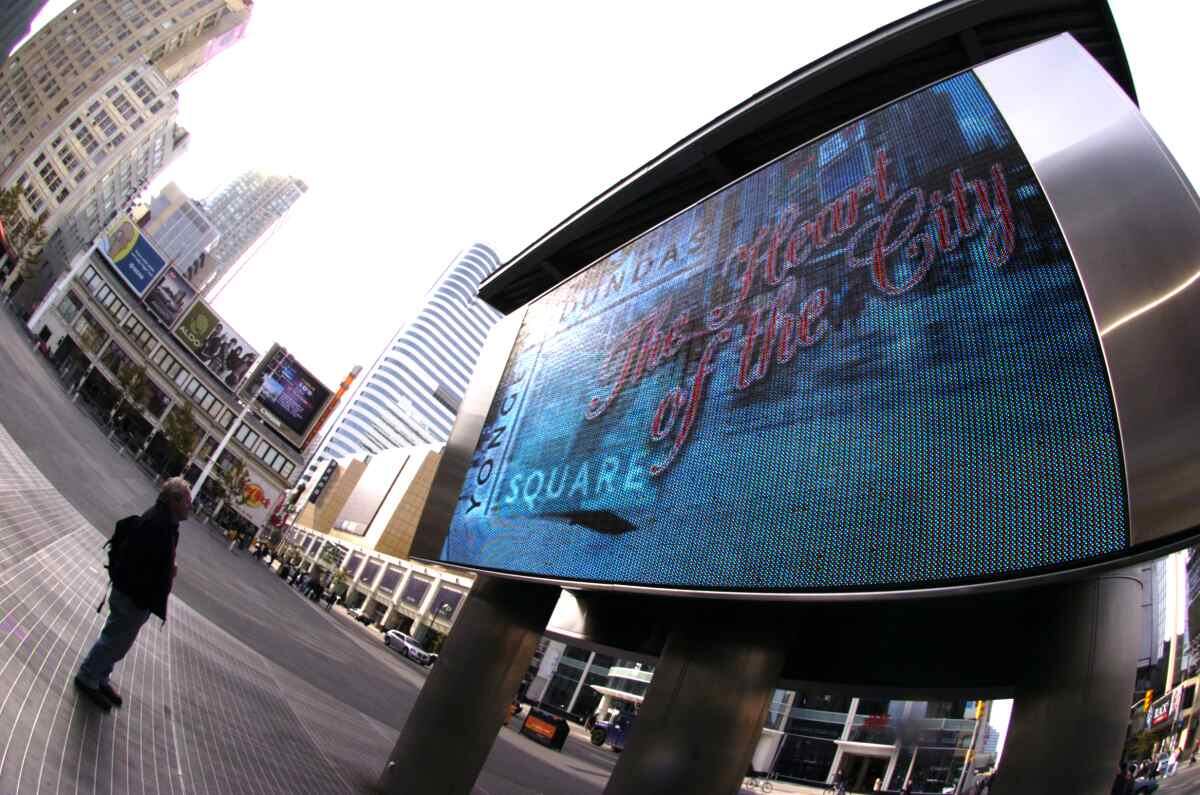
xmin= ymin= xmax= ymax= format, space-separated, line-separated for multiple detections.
xmin=440 ymin=72 xmax=1127 ymax=591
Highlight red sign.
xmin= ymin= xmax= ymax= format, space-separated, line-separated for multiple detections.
xmin=1149 ymin=695 xmax=1173 ymax=728
xmin=524 ymin=715 xmax=556 ymax=741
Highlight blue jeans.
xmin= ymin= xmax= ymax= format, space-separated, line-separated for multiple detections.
xmin=77 ymin=588 xmax=150 ymax=688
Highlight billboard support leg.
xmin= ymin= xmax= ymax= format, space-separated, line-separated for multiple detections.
xmin=992 ymin=572 xmax=1141 ymax=795
xmin=375 ymin=575 xmax=558 ymax=795
xmin=603 ymin=615 xmax=786 ymax=795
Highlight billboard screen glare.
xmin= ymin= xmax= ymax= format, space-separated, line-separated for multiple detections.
xmin=438 ymin=71 xmax=1127 ymax=592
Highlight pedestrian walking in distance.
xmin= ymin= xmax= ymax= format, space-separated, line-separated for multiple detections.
xmin=74 ymin=477 xmax=188 ymax=711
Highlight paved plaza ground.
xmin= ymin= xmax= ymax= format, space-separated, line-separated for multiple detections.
xmin=0 ymin=307 xmax=618 ymax=793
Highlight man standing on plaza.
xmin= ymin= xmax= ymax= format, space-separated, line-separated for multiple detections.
xmin=74 ymin=477 xmax=188 ymax=710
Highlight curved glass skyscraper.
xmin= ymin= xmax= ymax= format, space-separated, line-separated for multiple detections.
xmin=315 ymin=244 xmax=503 ymax=465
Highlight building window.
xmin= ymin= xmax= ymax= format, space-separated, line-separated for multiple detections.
xmin=57 ymin=291 xmax=83 ymax=324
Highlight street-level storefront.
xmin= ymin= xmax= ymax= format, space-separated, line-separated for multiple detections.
xmin=287 ymin=528 xmax=472 ymax=646
xmin=34 ymin=249 xmax=302 ymax=519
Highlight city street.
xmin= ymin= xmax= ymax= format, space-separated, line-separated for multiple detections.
xmin=0 ymin=307 xmax=615 ymax=793
xmin=1156 ymin=762 xmax=1200 ymax=795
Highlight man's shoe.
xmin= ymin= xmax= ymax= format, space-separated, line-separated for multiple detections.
xmin=73 ymin=675 xmax=112 ymax=712
xmin=97 ymin=681 xmax=123 ymax=708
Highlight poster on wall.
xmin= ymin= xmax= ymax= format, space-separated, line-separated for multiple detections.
xmin=98 ymin=216 xmax=168 ymax=296
xmin=174 ymin=299 xmax=259 ymax=389
xmin=437 ymin=70 xmax=1126 ymax=593
xmin=144 ymin=267 xmax=197 ymax=327
xmin=232 ymin=474 xmax=281 ymax=528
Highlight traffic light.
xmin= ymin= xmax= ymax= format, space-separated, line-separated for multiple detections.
xmin=974 ymin=701 xmax=986 ymax=720
xmin=1144 ymin=690 xmax=1154 ymax=712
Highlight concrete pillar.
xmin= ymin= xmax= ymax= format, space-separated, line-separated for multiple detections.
xmin=603 ymin=617 xmax=785 ymax=795
xmin=992 ymin=573 xmax=1141 ymax=795
xmin=377 ymin=576 xmax=559 ymax=794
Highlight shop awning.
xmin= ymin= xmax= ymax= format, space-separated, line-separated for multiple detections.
xmin=589 ymin=685 xmax=644 ymax=705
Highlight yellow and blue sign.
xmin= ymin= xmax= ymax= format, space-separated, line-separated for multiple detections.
xmin=99 ymin=217 xmax=167 ymax=297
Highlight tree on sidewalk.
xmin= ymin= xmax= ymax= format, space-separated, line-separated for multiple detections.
xmin=216 ymin=457 xmax=251 ymax=507
xmin=0 ymin=185 xmax=48 ymax=285
xmin=110 ymin=360 xmax=150 ymax=434
xmin=159 ymin=404 xmax=201 ymax=476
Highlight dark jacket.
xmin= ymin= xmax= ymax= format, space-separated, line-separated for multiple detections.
xmin=109 ymin=500 xmax=179 ymax=620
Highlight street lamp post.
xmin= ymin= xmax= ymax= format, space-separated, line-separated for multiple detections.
xmin=954 ymin=702 xmax=985 ymax=795
xmin=189 ymin=349 xmax=290 ymax=502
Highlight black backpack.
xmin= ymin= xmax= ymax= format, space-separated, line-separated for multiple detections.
xmin=97 ymin=515 xmax=140 ymax=611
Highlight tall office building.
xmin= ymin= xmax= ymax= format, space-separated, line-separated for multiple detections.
xmin=1 ymin=1 xmax=49 ymax=64
xmin=0 ymin=0 xmax=251 ymax=177
xmin=141 ymin=182 xmax=219 ymax=274
xmin=1 ymin=61 xmax=188 ymax=294
xmin=195 ymin=171 xmax=307 ymax=295
xmin=312 ymin=244 xmax=503 ymax=467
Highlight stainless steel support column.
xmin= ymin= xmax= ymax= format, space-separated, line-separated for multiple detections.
xmin=992 ymin=572 xmax=1142 ymax=795
xmin=603 ymin=618 xmax=786 ymax=795
xmin=376 ymin=575 xmax=559 ymax=795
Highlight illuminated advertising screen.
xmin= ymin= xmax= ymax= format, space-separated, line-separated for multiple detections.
xmin=174 ymin=299 xmax=259 ymax=390
xmin=99 ymin=217 xmax=168 ymax=296
xmin=437 ymin=71 xmax=1127 ymax=593
xmin=258 ymin=357 xmax=333 ymax=437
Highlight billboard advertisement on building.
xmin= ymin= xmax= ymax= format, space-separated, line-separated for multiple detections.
xmin=98 ymin=217 xmax=168 ymax=296
xmin=433 ymin=70 xmax=1130 ymax=593
xmin=334 ymin=451 xmax=409 ymax=537
xmin=231 ymin=473 xmax=281 ymax=528
xmin=144 ymin=267 xmax=197 ymax=328
xmin=173 ymin=299 xmax=259 ymax=389
xmin=243 ymin=343 xmax=334 ymax=443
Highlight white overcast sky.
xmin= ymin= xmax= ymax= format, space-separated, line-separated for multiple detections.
xmin=21 ymin=0 xmax=1197 ymax=387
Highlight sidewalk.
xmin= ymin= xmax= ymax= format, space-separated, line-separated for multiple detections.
xmin=0 ymin=419 xmax=358 ymax=794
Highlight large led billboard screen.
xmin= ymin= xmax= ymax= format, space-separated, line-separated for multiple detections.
xmin=242 ymin=343 xmax=334 ymax=448
xmin=435 ymin=67 xmax=1131 ymax=593
xmin=258 ymin=356 xmax=332 ymax=437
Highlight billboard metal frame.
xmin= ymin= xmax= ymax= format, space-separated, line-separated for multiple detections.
xmin=413 ymin=35 xmax=1200 ymax=600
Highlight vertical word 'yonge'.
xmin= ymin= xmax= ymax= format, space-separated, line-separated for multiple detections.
xmin=585 ymin=150 xmax=1017 ymax=477
xmin=459 ymin=357 xmax=528 ymax=517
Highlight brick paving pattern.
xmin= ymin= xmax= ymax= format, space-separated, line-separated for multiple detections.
xmin=0 ymin=421 xmax=354 ymax=794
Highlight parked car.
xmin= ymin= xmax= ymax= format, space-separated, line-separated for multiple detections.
xmin=383 ymin=630 xmax=436 ymax=666
xmin=348 ymin=608 xmax=373 ymax=625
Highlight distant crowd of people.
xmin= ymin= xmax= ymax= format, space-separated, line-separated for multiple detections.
xmin=1113 ymin=746 xmax=1195 ymax=794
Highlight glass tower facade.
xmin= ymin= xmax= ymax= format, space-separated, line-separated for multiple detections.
xmin=196 ymin=170 xmax=307 ymax=295
xmin=313 ymin=244 xmax=502 ymax=465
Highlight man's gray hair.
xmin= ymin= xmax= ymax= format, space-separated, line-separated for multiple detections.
xmin=160 ymin=477 xmax=191 ymax=503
